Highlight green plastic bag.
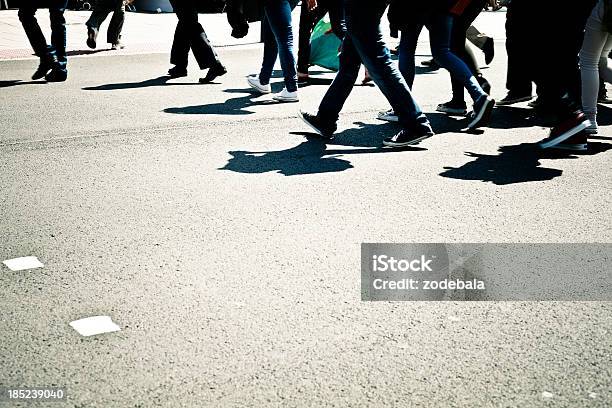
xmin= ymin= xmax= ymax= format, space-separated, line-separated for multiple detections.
xmin=309 ymin=16 xmax=342 ymax=72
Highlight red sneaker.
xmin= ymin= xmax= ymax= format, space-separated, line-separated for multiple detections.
xmin=550 ymin=131 xmax=588 ymax=151
xmin=539 ymin=112 xmax=588 ymax=149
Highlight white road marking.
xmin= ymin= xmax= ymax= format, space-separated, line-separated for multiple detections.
xmin=2 ymin=256 xmax=44 ymax=271
xmin=69 ymin=316 xmax=121 ymax=337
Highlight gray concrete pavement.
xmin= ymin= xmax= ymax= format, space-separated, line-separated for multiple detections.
xmin=0 ymin=35 xmax=611 ymax=408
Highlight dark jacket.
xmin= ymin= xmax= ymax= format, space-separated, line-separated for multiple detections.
xmin=226 ymin=0 xmax=263 ymax=38
xmin=226 ymin=0 xmax=298 ymax=39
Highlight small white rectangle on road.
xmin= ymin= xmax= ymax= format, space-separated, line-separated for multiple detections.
xmin=69 ymin=316 xmax=121 ymax=337
xmin=2 ymin=256 xmax=44 ymax=271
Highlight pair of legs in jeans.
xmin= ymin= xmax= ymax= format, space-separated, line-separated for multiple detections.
xmin=86 ymin=0 xmax=125 ymax=48
xmin=306 ymin=0 xmax=431 ymax=145
xmin=296 ymin=0 xmax=346 ymax=76
xmin=18 ymin=0 xmax=68 ymax=80
xmin=449 ymin=0 xmax=490 ymax=108
xmin=398 ymin=13 xmax=488 ymax=112
xmin=580 ymin=0 xmax=612 ymax=133
xmin=257 ymin=0 xmax=298 ymax=94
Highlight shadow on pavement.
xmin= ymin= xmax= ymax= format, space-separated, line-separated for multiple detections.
xmin=83 ymin=75 xmax=201 ymax=91
xmin=66 ymin=49 xmax=108 ymax=57
xmin=164 ymin=88 xmax=288 ymax=115
xmin=221 ymin=122 xmax=426 ymax=176
xmin=297 ymin=77 xmax=334 ymax=87
xmin=440 ymin=141 xmax=612 ymax=185
xmin=221 ymin=139 xmax=353 ymax=176
xmin=489 ymin=104 xmax=612 ymax=129
xmin=0 ymin=80 xmax=49 ymax=88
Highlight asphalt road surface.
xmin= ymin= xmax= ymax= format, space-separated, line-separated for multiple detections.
xmin=1 ymin=43 xmax=611 ymax=407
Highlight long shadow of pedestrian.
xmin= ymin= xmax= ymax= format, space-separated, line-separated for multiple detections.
xmin=83 ymin=75 xmax=201 ymax=91
xmin=66 ymin=49 xmax=107 ymax=57
xmin=163 ymin=88 xmax=286 ymax=116
xmin=221 ymin=139 xmax=352 ymax=176
xmin=440 ymin=141 xmax=612 ymax=185
xmin=0 ymin=80 xmax=49 ymax=88
xmin=221 ymin=122 xmax=426 ymax=176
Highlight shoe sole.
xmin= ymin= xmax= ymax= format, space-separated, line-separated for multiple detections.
xmin=377 ymin=115 xmax=399 ymax=123
xmin=437 ymin=107 xmax=468 ymax=116
xmin=383 ymin=134 xmax=432 ymax=147
xmin=496 ymin=96 xmax=533 ymax=106
xmin=467 ymin=98 xmax=495 ymax=129
xmin=298 ymin=111 xmax=332 ymax=139
xmin=539 ymin=122 xmax=588 ymax=149
xmin=273 ymin=96 xmax=299 ymax=103
xmin=551 ymin=143 xmax=588 ymax=151
xmin=247 ymin=78 xmax=271 ymax=94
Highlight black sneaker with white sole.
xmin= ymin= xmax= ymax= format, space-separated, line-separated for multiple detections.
xmin=383 ymin=123 xmax=434 ymax=147
xmin=467 ymin=95 xmax=495 ymax=129
xmin=299 ymin=111 xmax=336 ymax=139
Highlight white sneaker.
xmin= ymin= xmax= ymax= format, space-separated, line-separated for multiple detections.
xmin=247 ymin=75 xmax=271 ymax=94
xmin=111 ymin=41 xmax=124 ymax=50
xmin=272 ymin=88 xmax=299 ymax=102
xmin=585 ymin=115 xmax=598 ymax=134
xmin=377 ymin=109 xmax=399 ymax=122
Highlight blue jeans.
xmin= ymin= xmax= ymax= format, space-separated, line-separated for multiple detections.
xmin=318 ymin=0 xmax=428 ymax=131
xmin=259 ymin=0 xmax=298 ymax=92
xmin=18 ymin=0 xmax=68 ymax=70
xmin=398 ymin=13 xmax=485 ymax=103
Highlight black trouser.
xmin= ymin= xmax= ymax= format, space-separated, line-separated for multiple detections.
xmin=296 ymin=0 xmax=346 ymax=74
xmin=18 ymin=0 xmax=68 ymax=70
xmin=86 ymin=0 xmax=125 ymax=44
xmin=318 ymin=0 xmax=427 ymax=131
xmin=169 ymin=0 xmax=220 ymax=70
xmin=504 ymin=0 xmax=533 ymax=95
xmin=527 ymin=2 xmax=594 ymax=118
xmin=449 ymin=0 xmax=486 ymax=103
xmin=531 ymin=2 xmax=594 ymax=108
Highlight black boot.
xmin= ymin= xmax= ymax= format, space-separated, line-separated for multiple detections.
xmin=168 ymin=65 xmax=187 ymax=78
xmin=199 ymin=62 xmax=227 ymax=84
xmin=45 ymin=65 xmax=68 ymax=82
xmin=32 ymin=58 xmax=54 ymax=80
